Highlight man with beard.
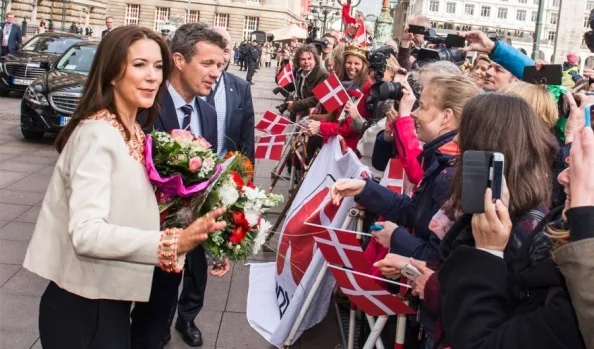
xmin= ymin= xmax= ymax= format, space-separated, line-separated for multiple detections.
xmin=130 ymin=22 xmax=231 ymax=349
xmin=482 ymin=61 xmax=517 ymax=92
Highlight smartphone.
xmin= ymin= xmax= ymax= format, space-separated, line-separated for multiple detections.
xmin=490 ymin=153 xmax=505 ymax=202
xmin=446 ymin=34 xmax=466 ymax=48
xmin=585 ymin=104 xmax=593 ymax=128
xmin=462 ymin=151 xmax=492 ymax=214
xmin=522 ymin=65 xmax=563 ymax=85
xmin=408 ymin=24 xmax=426 ymax=35
xmin=401 ymin=264 xmax=422 ymax=280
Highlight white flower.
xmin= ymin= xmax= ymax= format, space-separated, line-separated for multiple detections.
xmin=217 ymin=184 xmax=239 ymax=206
xmin=252 ymin=219 xmax=273 ymax=255
xmin=244 ymin=210 xmax=260 ymax=227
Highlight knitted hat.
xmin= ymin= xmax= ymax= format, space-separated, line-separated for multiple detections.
xmin=567 ymin=52 xmax=579 ymax=64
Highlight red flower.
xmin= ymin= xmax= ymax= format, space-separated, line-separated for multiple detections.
xmin=247 ymin=181 xmax=256 ymax=189
xmin=229 ymin=226 xmax=247 ymax=244
xmin=231 ymin=211 xmax=249 ymax=228
xmin=230 ymin=171 xmax=245 ymax=188
xmin=155 ymin=190 xmax=172 ymax=204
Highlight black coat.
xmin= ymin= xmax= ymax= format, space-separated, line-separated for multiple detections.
xmin=439 ymin=206 xmax=585 ymax=349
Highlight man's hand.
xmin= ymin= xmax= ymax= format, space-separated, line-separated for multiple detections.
xmin=307 ymin=120 xmax=321 ymax=135
xmin=373 ymin=253 xmax=410 ymax=279
xmin=286 ymin=101 xmax=295 ymax=112
xmin=210 ymin=257 xmax=230 ymax=278
xmin=371 ymin=221 xmax=397 ymax=248
xmin=458 ymin=31 xmax=496 ymax=55
xmin=400 ymin=29 xmax=414 ymax=49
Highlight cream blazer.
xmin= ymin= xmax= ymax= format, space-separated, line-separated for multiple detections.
xmin=24 ymin=119 xmax=163 ymax=302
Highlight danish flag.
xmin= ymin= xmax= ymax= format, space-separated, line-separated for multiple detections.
xmin=328 ymin=265 xmax=415 ymax=316
xmin=255 ymin=134 xmax=286 ymax=161
xmin=255 ymin=111 xmax=292 ymax=135
xmin=307 ymin=222 xmax=370 ymax=273
xmin=312 ymin=73 xmax=350 ymax=113
xmin=379 ymin=158 xmax=406 ymax=194
xmin=276 ymin=64 xmax=294 ymax=88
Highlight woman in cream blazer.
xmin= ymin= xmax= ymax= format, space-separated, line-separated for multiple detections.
xmin=23 ymin=25 xmax=226 ymax=349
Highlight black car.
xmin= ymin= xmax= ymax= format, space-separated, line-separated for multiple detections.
xmin=20 ymin=41 xmax=97 ymax=139
xmin=0 ymin=32 xmax=87 ymax=96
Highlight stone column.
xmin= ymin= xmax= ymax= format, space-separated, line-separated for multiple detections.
xmin=552 ymin=0 xmax=587 ymax=63
xmin=374 ymin=0 xmax=392 ymax=44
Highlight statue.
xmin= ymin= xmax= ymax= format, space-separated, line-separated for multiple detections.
xmin=374 ymin=0 xmax=393 ymax=44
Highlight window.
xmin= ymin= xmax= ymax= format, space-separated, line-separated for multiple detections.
xmin=446 ymin=2 xmax=456 ymax=14
xmin=586 ymin=16 xmax=591 ymax=28
xmin=154 ymin=7 xmax=170 ymax=31
xmin=531 ymin=10 xmax=537 ymax=22
xmin=548 ymin=30 xmax=556 ymax=42
xmin=588 ymin=1 xmax=594 ymax=11
xmin=186 ymin=10 xmax=199 ymax=23
xmin=246 ymin=0 xmax=261 ymax=2
xmin=214 ymin=13 xmax=229 ymax=28
xmin=243 ymin=16 xmax=259 ymax=40
xmin=497 ymin=7 xmax=508 ymax=19
xmin=517 ymin=9 xmax=526 ymax=21
xmin=125 ymin=4 xmax=140 ymax=25
xmin=518 ymin=0 xmax=527 ymax=3
xmin=464 ymin=4 xmax=475 ymax=15
xmin=481 ymin=6 xmax=491 ymax=17
xmin=429 ymin=0 xmax=439 ymax=12
xmin=551 ymin=0 xmax=559 ymax=6
xmin=549 ymin=12 xmax=558 ymax=25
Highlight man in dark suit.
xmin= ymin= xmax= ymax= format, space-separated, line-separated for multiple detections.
xmin=208 ymin=26 xmax=255 ymax=162
xmin=1 ymin=13 xmax=23 ymax=56
xmin=130 ymin=22 xmax=230 ymax=349
xmin=101 ymin=16 xmax=114 ymax=39
xmin=245 ymin=40 xmax=259 ymax=85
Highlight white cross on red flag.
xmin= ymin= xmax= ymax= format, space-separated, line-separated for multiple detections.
xmin=379 ymin=158 xmax=405 ymax=194
xmin=276 ymin=64 xmax=295 ymax=88
xmin=307 ymin=222 xmax=370 ymax=273
xmin=312 ymin=73 xmax=350 ymax=113
xmin=255 ymin=134 xmax=286 ymax=161
xmin=328 ymin=265 xmax=415 ymax=316
xmin=255 ymin=110 xmax=292 ymax=135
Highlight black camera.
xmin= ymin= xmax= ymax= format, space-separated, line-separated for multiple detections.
xmin=370 ymin=81 xmax=403 ymax=102
xmin=276 ymin=103 xmax=289 ymax=115
xmin=273 ymin=86 xmax=291 ymax=98
xmin=417 ymin=47 xmax=466 ymax=65
xmin=368 ymin=46 xmax=398 ymax=83
xmin=312 ymin=38 xmax=330 ymax=55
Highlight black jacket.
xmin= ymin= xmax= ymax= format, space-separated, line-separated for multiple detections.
xmin=439 ymin=206 xmax=585 ymax=349
xmin=291 ymin=65 xmax=329 ymax=116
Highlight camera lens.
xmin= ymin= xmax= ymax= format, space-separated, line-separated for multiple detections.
xmin=370 ymin=81 xmax=403 ymax=101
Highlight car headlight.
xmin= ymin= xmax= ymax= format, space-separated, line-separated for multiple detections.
xmin=24 ymin=85 xmax=49 ymax=106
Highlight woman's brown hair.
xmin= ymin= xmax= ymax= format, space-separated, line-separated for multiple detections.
xmin=499 ymin=82 xmax=559 ymax=129
xmin=55 ymin=25 xmax=172 ymax=153
xmin=448 ymin=94 xmax=559 ymax=218
xmin=342 ymin=54 xmax=369 ymax=88
xmin=425 ymin=75 xmax=480 ymax=123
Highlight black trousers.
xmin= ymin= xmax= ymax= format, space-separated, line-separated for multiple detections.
xmin=130 ymin=268 xmax=182 ymax=349
xmin=176 ymin=244 xmax=208 ymax=323
xmin=39 ymin=281 xmax=132 ymax=349
xmin=239 ymin=58 xmax=246 ymax=70
xmin=246 ymin=64 xmax=256 ymax=82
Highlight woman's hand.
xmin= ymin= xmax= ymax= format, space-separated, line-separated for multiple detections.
xmin=398 ymin=79 xmax=417 ymax=117
xmin=210 ymin=257 xmax=231 ymax=278
xmin=410 ymin=259 xmax=434 ymax=300
xmin=457 ymin=30 xmax=496 ymax=54
xmin=307 ymin=120 xmax=321 ymax=135
xmin=373 ymin=253 xmax=410 ymax=279
xmin=344 ymin=101 xmax=361 ymax=120
xmin=471 ymin=182 xmax=512 ymax=252
xmin=372 ymin=221 xmax=397 ymax=248
xmin=330 ymin=178 xmax=366 ymax=205
xmin=565 ymin=93 xmax=594 ymax=144
xmin=569 ymin=127 xmax=594 ymax=208
xmin=178 ymin=206 xmax=227 ymax=254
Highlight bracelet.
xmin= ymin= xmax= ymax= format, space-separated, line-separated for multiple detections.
xmin=158 ymin=228 xmax=183 ymax=273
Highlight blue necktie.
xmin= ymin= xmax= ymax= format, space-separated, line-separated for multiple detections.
xmin=180 ymin=104 xmax=193 ymax=133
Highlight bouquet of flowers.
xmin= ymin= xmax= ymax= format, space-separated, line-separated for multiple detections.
xmin=145 ymin=130 xmax=283 ymax=263
xmin=200 ymin=152 xmax=284 ymax=262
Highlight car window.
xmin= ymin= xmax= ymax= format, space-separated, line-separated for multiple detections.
xmin=56 ymin=46 xmax=97 ymax=74
xmin=22 ymin=36 xmax=83 ymax=55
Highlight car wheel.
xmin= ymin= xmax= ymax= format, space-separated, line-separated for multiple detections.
xmin=21 ymin=128 xmax=44 ymax=140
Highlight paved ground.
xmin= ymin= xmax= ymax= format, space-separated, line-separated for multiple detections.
xmin=0 ymin=65 xmax=341 ymax=348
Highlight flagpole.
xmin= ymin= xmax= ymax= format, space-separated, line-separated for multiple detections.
xmin=328 ymin=264 xmax=412 ymax=288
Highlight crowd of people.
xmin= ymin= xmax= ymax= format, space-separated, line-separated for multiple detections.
xmin=7 ymin=6 xmax=594 ymax=349
xmin=279 ymin=12 xmax=594 ymax=349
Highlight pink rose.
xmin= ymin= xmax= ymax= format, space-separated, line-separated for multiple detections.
xmin=192 ymin=136 xmax=212 ymax=150
xmin=189 ymin=157 xmax=202 ymax=172
xmin=171 ymin=129 xmax=194 ymax=144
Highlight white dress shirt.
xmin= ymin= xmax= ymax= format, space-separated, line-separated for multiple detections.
xmin=201 ymin=74 xmax=227 ymax=156
xmin=167 ymin=82 xmax=202 ymax=136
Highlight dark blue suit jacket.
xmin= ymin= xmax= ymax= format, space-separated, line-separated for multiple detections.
xmin=220 ymin=71 xmax=255 ymax=162
xmin=0 ymin=23 xmax=22 ymax=55
xmin=148 ymin=87 xmax=218 ymax=149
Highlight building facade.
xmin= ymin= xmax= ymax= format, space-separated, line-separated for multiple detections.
xmin=392 ymin=0 xmax=594 ymax=70
xmin=105 ymin=0 xmax=307 ymax=44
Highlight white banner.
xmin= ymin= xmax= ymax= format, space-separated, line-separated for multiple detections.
xmin=247 ymin=137 xmax=369 ymax=347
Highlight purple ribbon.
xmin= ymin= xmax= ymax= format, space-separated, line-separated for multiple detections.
xmin=144 ymin=135 xmax=223 ymax=198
